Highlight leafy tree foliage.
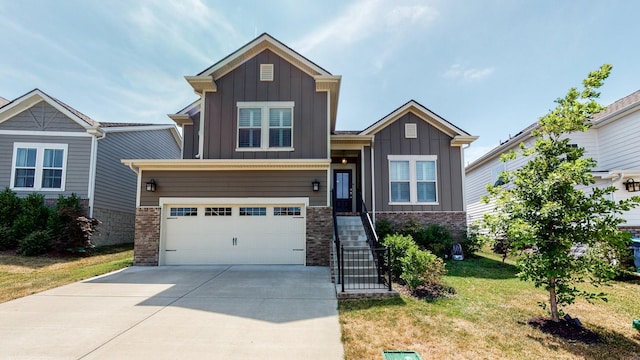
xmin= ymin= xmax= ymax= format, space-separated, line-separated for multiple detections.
xmin=482 ymin=64 xmax=640 ymax=321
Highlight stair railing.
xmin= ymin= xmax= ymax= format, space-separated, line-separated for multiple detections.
xmin=357 ymin=192 xmax=392 ymax=291
xmin=331 ymin=189 xmax=342 ymax=287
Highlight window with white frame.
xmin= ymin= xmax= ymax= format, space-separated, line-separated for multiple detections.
xmin=388 ymin=155 xmax=437 ymax=204
xmin=11 ymin=143 xmax=68 ymax=191
xmin=237 ymin=102 xmax=294 ymax=151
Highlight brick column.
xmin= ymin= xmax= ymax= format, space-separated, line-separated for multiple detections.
xmin=134 ymin=207 xmax=161 ymax=266
xmin=306 ymin=207 xmax=333 ymax=266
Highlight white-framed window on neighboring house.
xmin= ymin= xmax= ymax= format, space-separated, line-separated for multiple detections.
xmin=388 ymin=155 xmax=438 ymax=204
xmin=236 ymin=102 xmax=294 ymax=151
xmin=10 ymin=143 xmax=68 ymax=191
xmin=492 ymin=164 xmax=506 ymax=186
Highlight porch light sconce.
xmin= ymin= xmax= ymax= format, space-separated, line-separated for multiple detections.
xmin=341 ymin=157 xmax=348 ymax=165
xmin=312 ymin=179 xmax=320 ymax=192
xmin=625 ymin=178 xmax=640 ymax=192
xmin=145 ymin=179 xmax=157 ymax=192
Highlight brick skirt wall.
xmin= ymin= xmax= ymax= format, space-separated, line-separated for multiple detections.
xmin=92 ymin=208 xmax=135 ymax=246
xmin=134 ymin=207 xmax=161 ymax=266
xmin=375 ymin=211 xmax=467 ymax=240
xmin=306 ymin=207 xmax=333 ymax=266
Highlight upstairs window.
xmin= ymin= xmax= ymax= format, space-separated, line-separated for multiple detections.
xmin=11 ymin=143 xmax=68 ymax=191
xmin=237 ymin=102 xmax=294 ymax=151
xmin=388 ymin=155 xmax=438 ymax=204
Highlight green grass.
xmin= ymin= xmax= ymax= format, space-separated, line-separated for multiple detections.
xmin=339 ymin=249 xmax=640 ymax=359
xmin=0 ymin=244 xmax=133 ymax=303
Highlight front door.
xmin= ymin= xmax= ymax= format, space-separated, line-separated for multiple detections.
xmin=334 ymin=170 xmax=352 ymax=213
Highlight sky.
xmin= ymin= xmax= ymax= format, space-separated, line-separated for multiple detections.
xmin=1 ymin=0 xmax=639 ymax=165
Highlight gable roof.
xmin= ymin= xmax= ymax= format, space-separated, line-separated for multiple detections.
xmin=466 ymin=89 xmax=640 ymax=171
xmin=360 ymin=100 xmax=477 ymax=146
xmin=198 ymin=33 xmax=332 ymax=80
xmin=180 ymin=33 xmax=341 ymax=131
xmin=0 ymin=89 xmax=100 ymax=128
xmin=0 ymin=96 xmax=9 ymax=108
xmin=0 ymin=89 xmax=182 ymax=147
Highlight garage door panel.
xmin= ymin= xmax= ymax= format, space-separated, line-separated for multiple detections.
xmin=163 ymin=203 xmax=306 ymax=265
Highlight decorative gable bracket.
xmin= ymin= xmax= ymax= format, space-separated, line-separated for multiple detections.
xmin=185 ymin=75 xmax=217 ymax=94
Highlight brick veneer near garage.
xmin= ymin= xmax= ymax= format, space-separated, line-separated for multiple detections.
xmin=134 ymin=207 xmax=161 ymax=266
xmin=305 ymin=207 xmax=333 ymax=266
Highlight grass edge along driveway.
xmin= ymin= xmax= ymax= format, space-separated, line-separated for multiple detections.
xmin=0 ymin=244 xmax=133 ymax=304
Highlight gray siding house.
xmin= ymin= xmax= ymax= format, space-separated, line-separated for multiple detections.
xmin=0 ymin=89 xmax=181 ymax=245
xmin=466 ymin=90 xmax=640 ymax=235
xmin=123 ymin=33 xmax=477 ymax=266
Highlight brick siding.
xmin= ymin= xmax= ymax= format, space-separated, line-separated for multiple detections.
xmin=375 ymin=211 xmax=468 ymax=241
xmin=92 ymin=208 xmax=134 ymax=246
xmin=306 ymin=207 xmax=333 ymax=266
xmin=134 ymin=207 xmax=161 ymax=266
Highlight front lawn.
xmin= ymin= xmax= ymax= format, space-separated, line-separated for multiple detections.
xmin=339 ymin=250 xmax=640 ymax=359
xmin=0 ymin=244 xmax=133 ymax=303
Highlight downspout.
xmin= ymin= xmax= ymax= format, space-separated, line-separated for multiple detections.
xmin=461 ymin=144 xmax=469 ymax=210
xmin=326 ymin=91 xmax=331 ymax=207
xmin=610 ymin=172 xmax=624 ymax=202
xmin=87 ymin=129 xmax=106 ymax=218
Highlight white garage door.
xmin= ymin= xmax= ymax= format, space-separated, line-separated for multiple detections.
xmin=162 ymin=203 xmax=306 ymax=265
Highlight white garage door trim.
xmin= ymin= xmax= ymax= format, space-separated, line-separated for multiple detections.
xmin=159 ymin=197 xmax=309 ymax=265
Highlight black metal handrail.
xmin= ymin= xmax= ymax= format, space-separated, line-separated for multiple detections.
xmin=331 ymin=189 xmax=341 ymax=284
xmin=357 ymin=191 xmax=392 ymax=291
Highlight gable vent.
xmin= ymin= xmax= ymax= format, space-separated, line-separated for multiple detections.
xmin=405 ymin=123 xmax=417 ymax=139
xmin=260 ymin=64 xmax=274 ymax=81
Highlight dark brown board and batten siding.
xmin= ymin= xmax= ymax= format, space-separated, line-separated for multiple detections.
xmin=182 ymin=112 xmax=200 ymax=159
xmin=372 ymin=112 xmax=463 ymax=212
xmin=139 ymin=170 xmax=327 ymax=207
xmin=201 ymin=49 xmax=328 ymax=160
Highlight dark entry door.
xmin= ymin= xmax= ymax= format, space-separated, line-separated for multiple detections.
xmin=334 ymin=170 xmax=352 ymax=213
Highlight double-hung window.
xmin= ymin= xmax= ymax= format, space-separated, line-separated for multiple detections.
xmin=11 ymin=143 xmax=68 ymax=191
xmin=237 ymin=102 xmax=294 ymax=151
xmin=388 ymin=155 xmax=437 ymax=204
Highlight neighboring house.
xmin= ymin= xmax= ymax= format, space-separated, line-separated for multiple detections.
xmin=466 ymin=90 xmax=640 ymax=235
xmin=122 ymin=33 xmax=477 ymax=266
xmin=0 ymin=89 xmax=182 ymax=245
xmin=0 ymin=97 xmax=8 ymax=107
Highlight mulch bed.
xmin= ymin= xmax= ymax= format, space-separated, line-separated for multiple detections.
xmin=528 ymin=316 xmax=602 ymax=344
xmin=395 ymin=282 xmax=457 ymax=301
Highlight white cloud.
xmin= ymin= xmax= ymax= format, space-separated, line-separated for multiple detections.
xmin=127 ymin=0 xmax=244 ymax=65
xmin=443 ymin=64 xmax=495 ymax=81
xmin=293 ymin=0 xmax=439 ymax=54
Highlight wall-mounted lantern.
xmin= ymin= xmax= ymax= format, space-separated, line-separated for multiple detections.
xmin=341 ymin=157 xmax=348 ymax=164
xmin=625 ymin=178 xmax=640 ymax=192
xmin=145 ymin=179 xmax=157 ymax=192
xmin=312 ymin=179 xmax=320 ymax=192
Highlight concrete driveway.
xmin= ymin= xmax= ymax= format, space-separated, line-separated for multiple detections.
xmin=0 ymin=265 xmax=344 ymax=359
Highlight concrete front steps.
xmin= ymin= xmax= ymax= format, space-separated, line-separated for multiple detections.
xmin=333 ymin=216 xmax=398 ymax=300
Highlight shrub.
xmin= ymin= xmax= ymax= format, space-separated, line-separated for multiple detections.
xmin=13 ymin=194 xmax=51 ymax=241
xmin=0 ymin=226 xmax=18 ymax=250
xmin=412 ymin=224 xmax=454 ymax=259
xmin=51 ymin=209 xmax=100 ymax=253
xmin=381 ymin=233 xmax=417 ymax=279
xmin=375 ymin=220 xmax=395 ymax=241
xmin=0 ymin=188 xmax=21 ymax=228
xmin=18 ymin=230 xmax=51 ymax=256
xmin=401 ymin=247 xmax=447 ymax=289
xmin=47 ymin=194 xmax=82 ymax=245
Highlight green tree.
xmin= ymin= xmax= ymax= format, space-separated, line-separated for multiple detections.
xmin=482 ymin=64 xmax=640 ymax=322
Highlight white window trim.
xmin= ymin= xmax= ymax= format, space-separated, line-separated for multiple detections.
xmin=236 ymin=101 xmax=295 ymax=152
xmin=387 ymin=155 xmax=438 ymax=205
xmin=10 ymin=142 xmax=68 ymax=191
